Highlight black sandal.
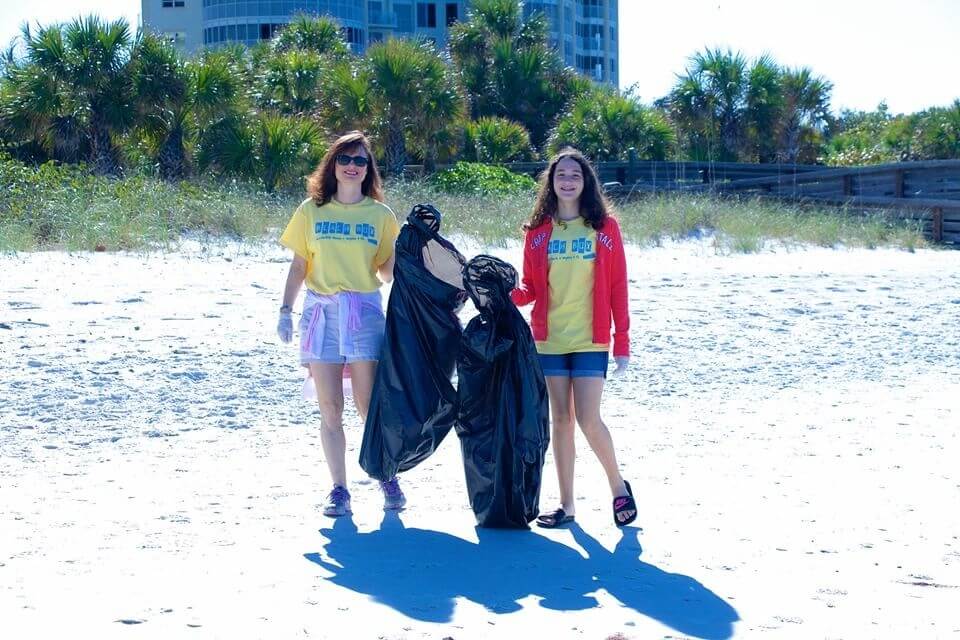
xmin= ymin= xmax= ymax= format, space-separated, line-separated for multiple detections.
xmin=536 ymin=508 xmax=575 ymax=529
xmin=613 ymin=481 xmax=637 ymax=527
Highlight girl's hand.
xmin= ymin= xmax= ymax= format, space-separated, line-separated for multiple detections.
xmin=611 ymin=356 xmax=629 ymax=378
xmin=277 ymin=308 xmax=293 ymax=343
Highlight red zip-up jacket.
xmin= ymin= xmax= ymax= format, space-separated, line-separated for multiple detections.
xmin=510 ymin=216 xmax=630 ymax=357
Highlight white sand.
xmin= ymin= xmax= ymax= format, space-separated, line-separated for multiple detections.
xmin=1 ymin=239 xmax=959 ymax=639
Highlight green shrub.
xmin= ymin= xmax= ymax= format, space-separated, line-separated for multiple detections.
xmin=463 ymin=117 xmax=532 ymax=163
xmin=430 ymin=161 xmax=536 ymax=195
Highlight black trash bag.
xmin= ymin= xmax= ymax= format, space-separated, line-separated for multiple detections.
xmin=456 ymin=255 xmax=550 ymax=528
xmin=359 ymin=204 xmax=468 ymax=482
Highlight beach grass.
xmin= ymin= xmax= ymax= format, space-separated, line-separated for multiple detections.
xmin=0 ymin=161 xmax=927 ymax=252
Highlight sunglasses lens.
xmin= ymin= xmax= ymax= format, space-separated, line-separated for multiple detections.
xmin=337 ymin=154 xmax=368 ymax=167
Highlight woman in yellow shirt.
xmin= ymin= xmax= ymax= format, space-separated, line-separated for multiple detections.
xmin=276 ymin=131 xmax=403 ymax=517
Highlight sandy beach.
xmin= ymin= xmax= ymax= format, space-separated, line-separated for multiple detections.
xmin=1 ymin=238 xmax=958 ymax=639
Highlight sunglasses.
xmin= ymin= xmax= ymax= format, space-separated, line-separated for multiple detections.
xmin=336 ymin=153 xmax=369 ymax=168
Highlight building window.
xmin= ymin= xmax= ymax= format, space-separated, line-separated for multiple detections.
xmin=370 ymin=31 xmax=384 ymax=43
xmin=417 ymin=2 xmax=437 ymax=28
xmin=342 ymin=26 xmax=365 ymax=47
xmin=260 ymin=23 xmax=271 ymax=39
xmin=396 ymin=5 xmax=413 ymax=31
xmin=445 ymin=3 xmax=458 ymax=27
xmin=162 ymin=0 xmax=186 ymax=7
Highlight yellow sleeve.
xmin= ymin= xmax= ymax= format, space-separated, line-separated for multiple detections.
xmin=373 ymin=207 xmax=400 ymax=267
xmin=279 ymin=204 xmax=309 ymax=260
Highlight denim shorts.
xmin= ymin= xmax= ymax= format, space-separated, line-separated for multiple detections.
xmin=537 ymin=351 xmax=609 ymax=378
xmin=299 ymin=290 xmax=385 ymax=365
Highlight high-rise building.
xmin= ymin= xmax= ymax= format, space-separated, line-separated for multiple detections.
xmin=141 ymin=0 xmax=618 ymax=85
xmin=522 ymin=0 xmax=618 ymax=85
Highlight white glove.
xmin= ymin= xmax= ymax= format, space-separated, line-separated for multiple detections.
xmin=277 ymin=309 xmax=293 ymax=343
xmin=611 ymin=356 xmax=630 ymax=378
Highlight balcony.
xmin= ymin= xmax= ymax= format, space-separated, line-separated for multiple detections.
xmin=369 ymin=11 xmax=397 ymax=28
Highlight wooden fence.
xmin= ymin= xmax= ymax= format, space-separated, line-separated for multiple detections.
xmin=405 ymin=158 xmax=960 ymax=245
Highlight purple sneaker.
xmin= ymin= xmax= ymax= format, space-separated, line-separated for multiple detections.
xmin=322 ymin=485 xmax=351 ymax=517
xmin=380 ymin=477 xmax=407 ymax=511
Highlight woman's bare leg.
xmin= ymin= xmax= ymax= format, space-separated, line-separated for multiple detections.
xmin=546 ymin=376 xmax=577 ymax=516
xmin=571 ymin=377 xmax=634 ymax=523
xmin=309 ymin=362 xmax=347 ymax=487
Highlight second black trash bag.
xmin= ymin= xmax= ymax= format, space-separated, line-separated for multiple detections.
xmin=456 ymin=255 xmax=550 ymax=529
xmin=359 ymin=204 xmax=467 ymax=482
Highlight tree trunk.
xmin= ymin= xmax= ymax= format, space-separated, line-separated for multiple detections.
xmin=50 ymin=116 xmax=84 ymax=164
xmin=158 ymin=127 xmax=187 ymax=181
xmin=780 ymin=115 xmax=802 ymax=164
xmin=384 ymin=116 xmax=407 ymax=177
xmin=423 ymin=139 xmax=437 ymax=174
xmin=88 ymin=118 xmax=123 ymax=177
xmin=721 ymin=116 xmax=740 ymax=162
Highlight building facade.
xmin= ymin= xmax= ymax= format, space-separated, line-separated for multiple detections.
xmin=142 ymin=0 xmax=618 ymax=84
xmin=522 ymin=0 xmax=617 ymax=85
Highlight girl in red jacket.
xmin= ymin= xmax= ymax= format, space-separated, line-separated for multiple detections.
xmin=511 ymin=148 xmax=637 ymax=528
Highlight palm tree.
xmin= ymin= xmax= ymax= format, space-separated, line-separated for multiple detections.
xmin=130 ymin=32 xmax=191 ymax=179
xmin=191 ymin=52 xmax=246 ymax=139
xmin=668 ymin=48 xmax=750 ymax=161
xmin=743 ymin=54 xmax=783 ymax=163
xmin=130 ymin=38 xmax=246 ymax=181
xmin=257 ymin=49 xmax=326 ymax=116
xmin=777 ymin=67 xmax=832 ymax=163
xmin=448 ymin=19 xmax=489 ymax=120
xmin=408 ymin=51 xmax=465 ymax=172
xmin=667 ymin=48 xmax=833 ymax=164
xmin=665 ymin=70 xmax=714 ymax=161
xmin=13 ymin=16 xmax=136 ymax=175
xmin=366 ymin=38 xmax=447 ymax=175
xmin=320 ymin=62 xmax=378 ymax=136
xmin=449 ymin=0 xmax=576 ymax=150
xmin=198 ymin=113 xmax=324 ymax=192
xmin=273 ymin=14 xmax=349 ymax=57
xmin=254 ymin=14 xmax=350 ymax=119
xmin=0 ymin=41 xmax=16 ymax=78
xmin=549 ymin=86 xmax=675 ymax=161
xmin=464 ymin=116 xmax=531 ymax=162
xmin=0 ymin=45 xmax=84 ymax=163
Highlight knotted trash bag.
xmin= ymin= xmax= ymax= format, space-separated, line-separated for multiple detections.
xmin=456 ymin=255 xmax=550 ymax=528
xmin=359 ymin=204 xmax=468 ymax=481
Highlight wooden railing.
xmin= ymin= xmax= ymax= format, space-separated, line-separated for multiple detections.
xmin=404 ymin=158 xmax=960 ymax=244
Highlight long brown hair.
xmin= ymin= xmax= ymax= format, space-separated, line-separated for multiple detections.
xmin=524 ymin=147 xmax=612 ymax=231
xmin=306 ymin=131 xmax=384 ymax=205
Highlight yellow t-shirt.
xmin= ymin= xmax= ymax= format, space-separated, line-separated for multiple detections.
xmin=537 ymin=218 xmax=609 ymax=354
xmin=280 ymin=197 xmax=400 ymax=295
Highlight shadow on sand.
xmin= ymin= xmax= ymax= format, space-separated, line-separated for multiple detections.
xmin=305 ymin=513 xmax=738 ymax=639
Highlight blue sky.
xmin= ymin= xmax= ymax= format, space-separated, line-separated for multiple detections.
xmin=4 ymin=0 xmax=958 ymax=114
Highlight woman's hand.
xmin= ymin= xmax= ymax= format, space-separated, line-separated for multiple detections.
xmin=277 ymin=307 xmax=293 ymax=343
xmin=279 ymin=256 xmax=306 ymax=343
xmin=611 ymin=356 xmax=629 ymax=378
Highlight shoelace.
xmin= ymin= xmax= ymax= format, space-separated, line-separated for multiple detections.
xmin=381 ymin=479 xmax=401 ymax=497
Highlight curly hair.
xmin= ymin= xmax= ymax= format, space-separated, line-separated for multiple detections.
xmin=524 ymin=147 xmax=613 ymax=231
xmin=306 ymin=131 xmax=384 ymax=205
